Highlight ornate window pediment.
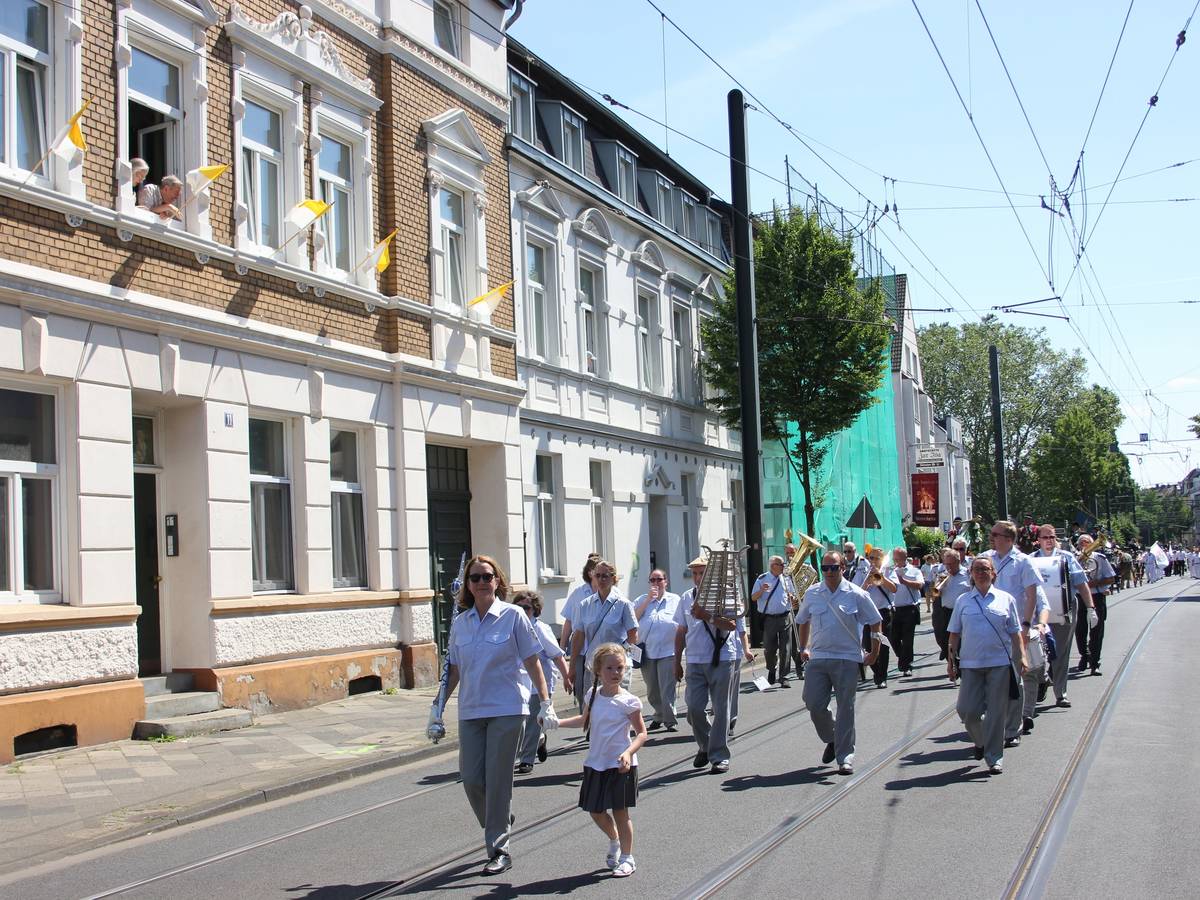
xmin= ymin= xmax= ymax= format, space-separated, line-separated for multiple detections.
xmin=697 ymin=273 xmax=726 ymax=303
xmin=167 ymin=0 xmax=219 ymax=25
xmin=632 ymin=239 xmax=666 ymax=274
xmin=515 ymin=181 xmax=567 ymax=222
xmin=225 ymin=2 xmax=380 ymax=111
xmin=423 ymin=108 xmax=492 ymax=167
xmin=571 ymin=207 xmax=613 ymax=248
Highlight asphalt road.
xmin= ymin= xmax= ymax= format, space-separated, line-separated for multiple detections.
xmin=2 ymin=576 xmax=1195 ymax=900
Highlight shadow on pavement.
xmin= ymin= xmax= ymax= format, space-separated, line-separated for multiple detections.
xmin=898 ymin=746 xmax=976 ymax=767
xmin=884 ymin=766 xmax=992 ymax=790
xmin=720 ymin=766 xmax=835 ymax=792
xmin=373 ymin=862 xmax=611 ymax=897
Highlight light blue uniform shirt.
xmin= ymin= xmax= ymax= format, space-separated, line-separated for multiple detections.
xmin=888 ymin=563 xmax=924 ymax=606
xmin=448 ymin=599 xmax=542 ymax=720
xmin=795 ymin=578 xmax=882 ymax=663
xmin=634 ymin=591 xmax=681 ymax=660
xmin=948 ymin=587 xmax=1021 ymax=669
xmin=674 ymin=587 xmax=745 ymax=663
xmin=577 ymin=590 xmax=638 ymax=666
xmin=752 ymin=572 xmax=791 ymax=615
xmin=525 ymin=618 xmax=564 ymax=694
xmin=983 ymin=548 xmax=1043 ymax=614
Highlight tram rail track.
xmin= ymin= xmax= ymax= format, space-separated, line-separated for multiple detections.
xmin=675 ymin=578 xmax=1196 ymax=900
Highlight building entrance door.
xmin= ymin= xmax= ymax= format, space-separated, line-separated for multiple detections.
xmin=427 ymin=445 xmax=471 ymax=657
xmin=133 ymin=472 xmax=162 ymax=675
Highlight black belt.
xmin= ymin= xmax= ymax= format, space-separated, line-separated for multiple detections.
xmin=762 ymin=611 xmax=788 ymax=618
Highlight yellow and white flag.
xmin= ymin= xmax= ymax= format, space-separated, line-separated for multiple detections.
xmin=186 ymin=163 xmax=229 ymax=196
xmin=285 ymin=198 xmax=332 ymax=232
xmin=467 ymin=280 xmax=513 ymax=320
xmin=360 ymin=229 xmax=397 ymax=274
xmin=50 ymin=99 xmax=90 ymax=161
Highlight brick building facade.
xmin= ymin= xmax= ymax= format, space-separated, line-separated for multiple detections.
xmin=0 ymin=0 xmax=522 ymax=761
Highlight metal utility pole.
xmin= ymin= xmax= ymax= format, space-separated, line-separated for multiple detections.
xmin=989 ymin=345 xmax=1008 ymax=520
xmin=784 ymin=155 xmax=794 ymax=211
xmin=728 ymin=89 xmax=765 ymax=612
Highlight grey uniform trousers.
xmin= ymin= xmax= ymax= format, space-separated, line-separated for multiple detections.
xmin=685 ymin=660 xmax=734 ymax=764
xmin=1006 ymin=672 xmax=1024 ymax=739
xmin=640 ymin=655 xmax=678 ymax=727
xmin=1049 ymin=613 xmax=1075 ymax=701
xmin=517 ymin=706 xmax=542 ymax=766
xmin=458 ymin=714 xmax=525 ymax=858
xmin=802 ymin=658 xmax=861 ymax=766
xmin=958 ymin=665 xmax=1009 ymax=767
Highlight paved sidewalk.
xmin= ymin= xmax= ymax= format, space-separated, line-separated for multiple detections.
xmin=0 ymin=683 xmax=455 ymax=874
xmin=1 ymin=657 xmax=770 ymax=874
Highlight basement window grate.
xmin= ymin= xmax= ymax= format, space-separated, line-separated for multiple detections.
xmin=348 ymin=675 xmax=382 ymax=696
xmin=15 ymin=724 xmax=78 ymax=757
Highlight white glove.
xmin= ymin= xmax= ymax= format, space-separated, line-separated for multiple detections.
xmin=425 ymin=703 xmax=446 ymax=743
xmin=1087 ymin=607 xmax=1099 ymax=629
xmin=537 ymin=699 xmax=559 ymax=732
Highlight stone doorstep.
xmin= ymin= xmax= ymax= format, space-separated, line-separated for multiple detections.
xmin=132 ymin=708 xmax=254 ymax=740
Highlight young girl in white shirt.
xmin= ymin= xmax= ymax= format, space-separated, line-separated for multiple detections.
xmin=560 ymin=642 xmax=647 ymax=877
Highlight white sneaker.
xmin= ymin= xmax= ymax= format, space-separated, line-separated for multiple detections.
xmin=612 ymin=856 xmax=636 ymax=877
xmin=839 ymin=762 xmax=854 ymax=775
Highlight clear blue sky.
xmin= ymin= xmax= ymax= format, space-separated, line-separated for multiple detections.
xmin=510 ymin=0 xmax=1200 ymax=487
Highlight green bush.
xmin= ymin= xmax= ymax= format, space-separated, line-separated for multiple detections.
xmin=903 ymin=522 xmax=948 ymax=559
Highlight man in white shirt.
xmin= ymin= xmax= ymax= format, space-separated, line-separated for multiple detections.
xmin=1030 ymin=524 xmax=1096 ymax=707
xmin=751 ymin=555 xmax=793 ymax=686
xmin=933 ymin=548 xmax=973 ymax=664
xmin=560 ymin=554 xmax=601 ymax=710
xmin=842 ymin=542 xmax=871 ymax=585
xmin=887 ymin=547 xmax=924 ymax=676
xmin=795 ymin=551 xmax=883 ymax=775
xmin=674 ymin=556 xmax=747 ymax=775
xmin=1075 ymin=534 xmax=1116 ymax=676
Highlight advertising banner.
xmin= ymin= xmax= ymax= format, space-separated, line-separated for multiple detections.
xmin=911 ymin=473 xmax=939 ymax=526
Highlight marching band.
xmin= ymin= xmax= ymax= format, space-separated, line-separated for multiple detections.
xmin=433 ymin=525 xmax=1199 ymax=878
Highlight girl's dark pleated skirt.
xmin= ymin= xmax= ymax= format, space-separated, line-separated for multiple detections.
xmin=578 ymin=765 xmax=638 ymax=812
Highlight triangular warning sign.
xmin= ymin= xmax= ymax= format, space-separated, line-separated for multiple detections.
xmin=845 ymin=496 xmax=881 ymax=530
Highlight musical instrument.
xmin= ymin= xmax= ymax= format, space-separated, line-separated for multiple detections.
xmin=928 ymin=571 xmax=950 ymax=604
xmin=783 ymin=531 xmax=823 ymax=610
xmin=1077 ymin=530 xmax=1107 ymax=576
xmin=864 ymin=567 xmax=886 ymax=589
xmin=695 ymin=539 xmax=748 ymax=619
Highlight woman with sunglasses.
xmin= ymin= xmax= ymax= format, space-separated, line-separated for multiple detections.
xmin=633 ymin=569 xmax=681 ymax=731
xmin=570 ymin=560 xmax=639 ymax=695
xmin=434 ymin=555 xmax=558 ymax=876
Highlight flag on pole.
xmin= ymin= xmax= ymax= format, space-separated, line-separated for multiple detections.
xmin=466 ymin=280 xmax=514 ymax=321
xmin=360 ymin=229 xmax=397 ymax=274
xmin=50 ymin=100 xmax=90 ymax=161
xmin=186 ymin=163 xmax=229 ymax=196
xmin=285 ymin=198 xmax=332 ymax=232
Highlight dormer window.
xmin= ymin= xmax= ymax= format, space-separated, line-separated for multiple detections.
xmin=679 ymin=192 xmax=698 ymax=243
xmin=509 ymin=70 xmax=534 ymax=142
xmin=433 ymin=1 xmax=461 ymax=60
xmin=705 ymin=210 xmax=727 ymax=260
xmin=616 ymin=148 xmax=636 ymax=205
xmin=562 ymin=109 xmax=583 ymax=172
xmin=656 ymin=178 xmax=673 ymax=225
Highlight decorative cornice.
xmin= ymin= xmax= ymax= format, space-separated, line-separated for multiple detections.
xmin=384 ymin=27 xmax=508 ymax=113
xmin=226 ymin=2 xmax=380 ymax=111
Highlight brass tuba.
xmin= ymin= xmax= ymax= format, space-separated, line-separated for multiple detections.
xmin=783 ymin=531 xmax=823 ymax=610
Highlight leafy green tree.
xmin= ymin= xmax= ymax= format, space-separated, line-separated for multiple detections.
xmin=1133 ymin=486 xmax=1191 ymax=545
xmin=1189 ymin=413 xmax=1200 ymax=439
xmin=1029 ymin=386 xmax=1129 ymax=525
xmin=701 ymin=209 xmax=890 ymax=541
xmin=917 ymin=317 xmax=1086 ymax=522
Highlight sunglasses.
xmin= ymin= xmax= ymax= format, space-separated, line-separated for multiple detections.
xmin=820 ymin=564 xmax=841 ymax=572
xmin=649 ymin=576 xmax=665 ymax=582
xmin=593 ymin=572 xmax=614 ymax=580
xmin=468 ymin=572 xmax=495 ymax=583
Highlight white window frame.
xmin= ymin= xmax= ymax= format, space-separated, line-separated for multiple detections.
xmin=671 ymin=304 xmax=693 ymax=402
xmin=561 ymin=108 xmax=584 ymax=174
xmin=249 ymin=416 xmax=295 ymax=594
xmin=588 ymin=459 xmax=610 ymax=560
xmin=697 ymin=311 xmax=716 ymax=401
xmin=534 ymin=453 xmax=563 ymax=576
xmin=524 ymin=236 xmax=558 ymax=362
xmin=681 ymin=472 xmax=699 ymax=565
xmin=0 ymin=2 xmax=49 ymax=179
xmin=438 ymin=184 xmax=469 ymax=312
xmin=432 ymin=0 xmax=463 ymax=61
xmin=705 ymin=210 xmax=725 ymax=258
xmin=635 ymin=285 xmax=662 ymax=393
xmin=0 ymin=0 xmax=84 ymax=197
xmin=508 ymin=68 xmax=534 ymax=143
xmin=655 ymin=176 xmax=674 ymax=227
xmin=311 ymin=109 xmax=373 ymax=284
xmin=237 ymin=92 xmax=287 ymax=255
xmin=679 ymin=192 xmax=698 ymax=243
xmin=329 ymin=427 xmax=367 ymax=590
xmin=0 ymin=382 xmax=61 ymax=604
xmin=616 ymin=146 xmax=637 ymax=206
xmin=577 ymin=257 xmax=608 ymax=378
xmin=115 ymin=0 xmax=214 ymax=237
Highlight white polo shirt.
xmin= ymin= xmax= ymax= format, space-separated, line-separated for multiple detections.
xmin=448 ymin=599 xmax=542 ymax=720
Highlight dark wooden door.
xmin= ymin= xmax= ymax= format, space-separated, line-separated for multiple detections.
xmin=133 ymin=473 xmax=162 ymax=675
xmin=426 ymin=445 xmax=471 ymax=656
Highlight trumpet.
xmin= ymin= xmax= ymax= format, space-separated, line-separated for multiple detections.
xmin=928 ymin=572 xmax=950 ymax=604
xmin=864 ymin=566 xmax=886 ymax=589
